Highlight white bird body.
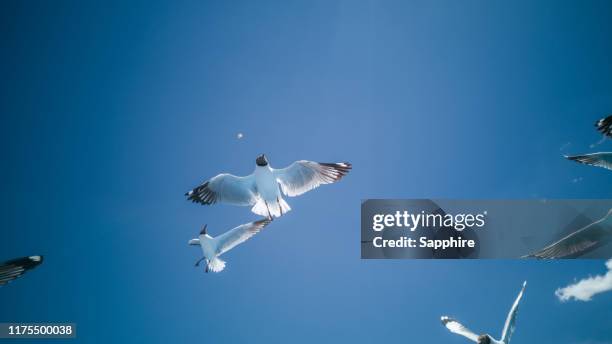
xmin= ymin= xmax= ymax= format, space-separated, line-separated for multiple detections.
xmin=189 ymin=219 xmax=271 ymax=273
xmin=252 ymin=164 xmax=290 ymax=218
xmin=441 ymin=281 xmax=527 ymax=344
xmin=186 ymin=154 xmax=351 ymax=218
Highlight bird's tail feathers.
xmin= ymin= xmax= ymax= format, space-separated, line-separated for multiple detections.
xmin=207 ymin=257 xmax=226 ymax=273
xmin=251 ymin=198 xmax=291 ymax=218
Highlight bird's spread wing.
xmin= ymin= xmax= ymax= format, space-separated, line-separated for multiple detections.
xmin=186 ymin=173 xmax=257 ymax=206
xmin=524 ymin=210 xmax=612 ymax=259
xmin=501 ymin=281 xmax=527 ymax=344
xmin=0 ymin=256 xmax=43 ymax=286
xmin=566 ymin=152 xmax=612 ymax=171
xmin=214 ymin=219 xmax=272 ymax=255
xmin=595 ymin=115 xmax=612 ymax=138
xmin=441 ymin=316 xmax=479 ymax=342
xmin=273 ymin=161 xmax=351 ymax=197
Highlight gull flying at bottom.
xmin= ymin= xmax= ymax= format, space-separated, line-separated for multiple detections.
xmin=0 ymin=256 xmax=43 ymax=286
xmin=189 ymin=219 xmax=271 ymax=273
xmin=441 ymin=281 xmax=527 ymax=344
xmin=522 ymin=209 xmax=612 ymax=259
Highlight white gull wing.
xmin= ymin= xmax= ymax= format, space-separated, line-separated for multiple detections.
xmin=523 ymin=209 xmax=612 ymax=259
xmin=213 ymin=219 xmax=271 ymax=256
xmin=186 ymin=173 xmax=257 ymax=206
xmin=595 ymin=115 xmax=612 ymax=138
xmin=565 ymin=152 xmax=612 ymax=171
xmin=441 ymin=316 xmax=479 ymax=343
xmin=0 ymin=256 xmax=43 ymax=286
xmin=500 ymin=281 xmax=527 ymax=344
xmin=272 ymin=161 xmax=351 ymax=197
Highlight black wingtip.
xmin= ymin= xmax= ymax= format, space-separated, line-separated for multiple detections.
xmin=595 ymin=115 xmax=612 ymax=137
xmin=185 ymin=181 xmax=217 ymax=205
xmin=253 ymin=218 xmax=272 ymax=228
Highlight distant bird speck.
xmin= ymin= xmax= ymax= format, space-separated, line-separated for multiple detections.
xmin=237 ymin=133 xmax=244 ymax=139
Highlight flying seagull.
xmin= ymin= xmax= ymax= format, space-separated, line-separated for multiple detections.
xmin=186 ymin=154 xmax=351 ymax=218
xmin=522 ymin=209 xmax=612 ymax=259
xmin=565 ymin=152 xmax=612 ymax=171
xmin=0 ymin=255 xmax=43 ymax=286
xmin=595 ymin=115 xmax=612 ymax=138
xmin=441 ymin=281 xmax=527 ymax=344
xmin=565 ymin=115 xmax=612 ymax=171
xmin=188 ymin=219 xmax=271 ymax=273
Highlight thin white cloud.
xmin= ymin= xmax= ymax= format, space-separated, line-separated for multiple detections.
xmin=555 ymin=259 xmax=612 ymax=302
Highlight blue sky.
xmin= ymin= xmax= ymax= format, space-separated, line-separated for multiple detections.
xmin=1 ymin=1 xmax=611 ymax=343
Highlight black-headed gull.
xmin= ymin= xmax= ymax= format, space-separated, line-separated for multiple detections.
xmin=186 ymin=154 xmax=351 ymax=218
xmin=0 ymin=255 xmax=43 ymax=286
xmin=595 ymin=115 xmax=612 ymax=138
xmin=441 ymin=281 xmax=527 ymax=344
xmin=523 ymin=209 xmax=612 ymax=259
xmin=188 ymin=219 xmax=271 ymax=273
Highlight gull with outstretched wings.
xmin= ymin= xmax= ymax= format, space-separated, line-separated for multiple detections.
xmin=188 ymin=219 xmax=271 ymax=273
xmin=0 ymin=256 xmax=43 ymax=286
xmin=441 ymin=281 xmax=527 ymax=344
xmin=186 ymin=154 xmax=351 ymax=218
xmin=523 ymin=209 xmax=612 ymax=259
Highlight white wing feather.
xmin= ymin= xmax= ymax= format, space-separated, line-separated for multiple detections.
xmin=441 ymin=316 xmax=480 ymax=342
xmin=524 ymin=210 xmax=612 ymax=259
xmin=273 ymin=161 xmax=351 ymax=197
xmin=500 ymin=281 xmax=527 ymax=344
xmin=213 ymin=219 xmax=271 ymax=256
xmin=186 ymin=173 xmax=257 ymax=206
xmin=566 ymin=152 xmax=612 ymax=171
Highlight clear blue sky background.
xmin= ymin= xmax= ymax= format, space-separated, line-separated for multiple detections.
xmin=1 ymin=1 xmax=611 ymax=343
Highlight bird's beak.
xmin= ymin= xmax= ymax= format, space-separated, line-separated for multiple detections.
xmin=200 ymin=225 xmax=207 ymax=235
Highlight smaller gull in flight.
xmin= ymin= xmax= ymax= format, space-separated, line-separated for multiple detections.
xmin=441 ymin=281 xmax=527 ymax=344
xmin=0 ymin=255 xmax=43 ymax=286
xmin=522 ymin=209 xmax=612 ymax=259
xmin=188 ymin=219 xmax=271 ymax=273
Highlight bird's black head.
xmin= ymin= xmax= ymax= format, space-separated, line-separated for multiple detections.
xmin=256 ymin=154 xmax=268 ymax=166
xmin=200 ymin=224 xmax=207 ymax=235
xmin=477 ymin=335 xmax=491 ymax=344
